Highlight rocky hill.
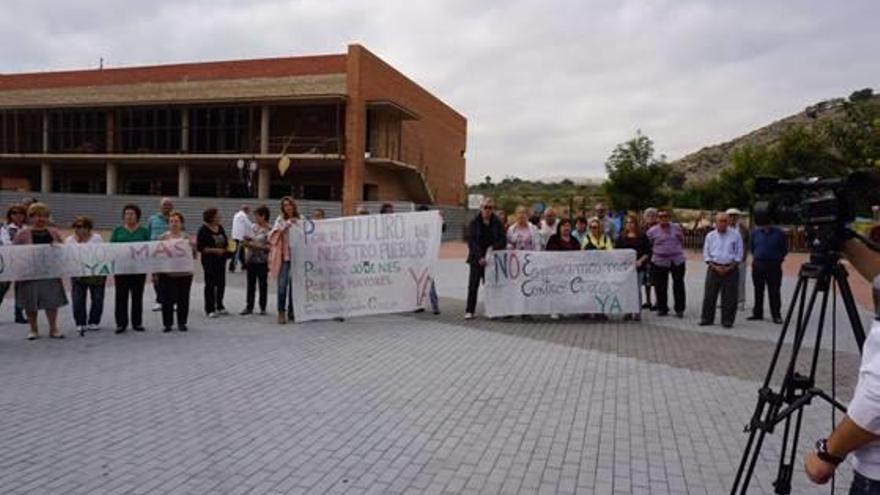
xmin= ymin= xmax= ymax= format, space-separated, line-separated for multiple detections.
xmin=669 ymin=93 xmax=878 ymax=183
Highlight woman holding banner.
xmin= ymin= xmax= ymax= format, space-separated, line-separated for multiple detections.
xmin=241 ymin=206 xmax=271 ymax=316
xmin=13 ymin=202 xmax=68 ymax=340
xmin=158 ymin=211 xmax=196 ymax=332
xmin=545 ymin=218 xmax=581 ymax=321
xmin=65 ymin=216 xmax=106 ymax=336
xmin=197 ymin=208 xmax=229 ymax=319
xmin=465 ymin=197 xmax=506 ymax=320
xmin=110 ymin=204 xmax=151 ymax=333
xmin=616 ymin=215 xmax=651 ymax=321
xmin=1 ymin=204 xmax=29 ymax=324
xmin=269 ymin=196 xmax=299 ymax=324
xmin=506 ymin=206 xmax=543 ymax=251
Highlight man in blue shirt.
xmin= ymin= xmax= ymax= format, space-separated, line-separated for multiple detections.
xmin=147 ymin=197 xmax=173 ymax=311
xmin=747 ymin=220 xmax=788 ymax=324
xmin=699 ymin=212 xmax=743 ymax=328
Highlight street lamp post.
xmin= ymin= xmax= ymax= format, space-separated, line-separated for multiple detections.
xmin=236 ymin=158 xmax=259 ymax=197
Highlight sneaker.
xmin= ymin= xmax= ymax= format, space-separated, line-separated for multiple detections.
xmin=240 ymin=309 xmax=253 ymax=316
xmin=698 ymin=320 xmax=712 ymax=326
xmin=463 ymin=313 xmax=474 ymax=320
xmin=550 ymin=314 xmax=560 ymax=320
xmin=87 ymin=324 xmax=100 ymax=331
xmin=217 ymin=309 xmax=229 ymax=316
xmin=115 ymin=327 xmax=127 ymax=334
xmin=207 ymin=312 xmax=218 ymax=318
xmin=178 ymin=325 xmax=188 ymax=332
xmin=152 ymin=303 xmax=162 ymax=312
xmin=773 ymin=316 xmax=784 ymax=324
xmin=675 ymin=312 xmax=684 ymax=318
xmin=77 ymin=325 xmax=86 ymax=337
xmin=162 ymin=327 xmax=173 ymax=333
xmin=132 ymin=326 xmax=145 ymax=332
xmin=259 ymin=309 xmax=267 ymax=315
xmin=433 ymin=310 xmax=440 ymax=315
xmin=278 ymin=313 xmax=287 ymax=324
xmin=27 ymin=332 xmax=39 ymax=340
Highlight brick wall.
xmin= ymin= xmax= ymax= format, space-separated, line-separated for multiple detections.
xmin=352 ymin=45 xmax=467 ymax=207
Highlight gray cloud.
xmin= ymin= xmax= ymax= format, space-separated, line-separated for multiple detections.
xmin=2 ymin=0 xmax=877 ymax=182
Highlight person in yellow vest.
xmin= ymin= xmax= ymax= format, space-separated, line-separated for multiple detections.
xmin=582 ymin=217 xmax=614 ymax=250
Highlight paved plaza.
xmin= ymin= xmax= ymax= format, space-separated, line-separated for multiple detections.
xmin=0 ymin=256 xmax=875 ymax=494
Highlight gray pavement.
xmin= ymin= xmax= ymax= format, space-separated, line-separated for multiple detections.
xmin=0 ymin=259 xmax=872 ymax=494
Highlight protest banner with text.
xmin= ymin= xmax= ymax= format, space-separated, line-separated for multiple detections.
xmin=0 ymin=240 xmax=194 ymax=282
xmin=290 ymin=211 xmax=442 ymax=322
xmin=483 ymin=249 xmax=640 ymax=317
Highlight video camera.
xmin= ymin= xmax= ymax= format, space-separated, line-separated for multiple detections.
xmin=752 ymin=174 xmax=863 ymax=256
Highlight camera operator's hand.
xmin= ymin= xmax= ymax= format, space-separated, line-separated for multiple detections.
xmin=804 ymin=452 xmax=836 ymax=485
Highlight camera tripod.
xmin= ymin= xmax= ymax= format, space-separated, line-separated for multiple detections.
xmin=730 ymin=252 xmax=866 ymax=494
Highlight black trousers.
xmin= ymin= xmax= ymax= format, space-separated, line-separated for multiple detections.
xmin=114 ymin=274 xmax=146 ymax=329
xmin=701 ymin=266 xmax=739 ymax=325
xmin=202 ymin=260 xmax=226 ymax=314
xmin=651 ymin=262 xmax=686 ymax=314
xmin=466 ymin=263 xmax=485 ymax=314
xmin=71 ymin=278 xmax=105 ymax=326
xmin=158 ymin=274 xmax=192 ymax=328
xmin=245 ymin=263 xmax=268 ymax=312
xmin=752 ymin=260 xmax=783 ymax=319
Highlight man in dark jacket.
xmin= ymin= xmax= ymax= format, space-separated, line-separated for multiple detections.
xmin=465 ymin=197 xmax=506 ymax=319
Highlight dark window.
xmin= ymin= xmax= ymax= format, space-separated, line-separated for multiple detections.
xmin=125 ymin=180 xmax=151 ymax=195
xmin=363 ymin=184 xmax=379 ymax=201
xmin=48 ymin=109 xmax=108 ymax=153
xmin=190 ymin=181 xmax=218 ymax=197
xmin=189 ymin=106 xmax=254 ymax=153
xmin=270 ymin=184 xmax=293 ymax=199
xmin=0 ymin=110 xmax=44 ymax=153
xmin=117 ymin=107 xmax=181 ymax=153
xmin=303 ymin=184 xmax=331 ymax=200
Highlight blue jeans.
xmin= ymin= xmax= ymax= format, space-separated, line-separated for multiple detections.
xmin=277 ymin=260 xmax=293 ymax=316
xmin=428 ymin=277 xmax=439 ymax=313
xmin=71 ymin=278 xmax=106 ymax=326
xmin=852 ymin=470 xmax=880 ymax=494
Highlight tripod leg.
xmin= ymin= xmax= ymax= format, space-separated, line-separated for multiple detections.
xmin=731 ymin=276 xmax=807 ymax=494
xmin=834 ymin=264 xmax=867 ymax=351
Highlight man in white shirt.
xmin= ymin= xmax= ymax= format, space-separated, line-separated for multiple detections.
xmin=229 ymin=205 xmax=253 ymax=273
xmin=538 ymin=208 xmax=559 ymax=248
xmin=805 ymin=236 xmax=880 ymax=493
xmin=699 ymin=212 xmax=743 ymax=328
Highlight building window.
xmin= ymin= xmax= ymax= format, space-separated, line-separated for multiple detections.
xmin=125 ymin=180 xmax=152 ymax=195
xmin=49 ymin=109 xmax=107 ymax=153
xmin=363 ymin=184 xmax=379 ymax=201
xmin=190 ymin=181 xmax=218 ymax=197
xmin=0 ymin=110 xmax=43 ymax=153
xmin=189 ymin=106 xmax=255 ymax=154
xmin=117 ymin=107 xmax=182 ymax=154
xmin=270 ymin=184 xmax=293 ymax=199
xmin=302 ymin=184 xmax=332 ymax=200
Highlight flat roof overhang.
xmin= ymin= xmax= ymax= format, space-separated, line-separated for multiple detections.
xmin=0 ymin=73 xmax=347 ymax=109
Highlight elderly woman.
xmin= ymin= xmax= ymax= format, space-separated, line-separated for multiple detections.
xmin=1 ymin=204 xmax=29 ymax=323
xmin=197 ymin=208 xmax=230 ymax=318
xmin=582 ymin=217 xmax=614 ymax=250
xmin=65 ymin=216 xmax=106 ymax=336
xmin=269 ymin=196 xmax=300 ymax=324
xmin=13 ymin=202 xmax=68 ymax=340
xmin=506 ymin=206 xmax=543 ymax=251
xmin=545 ymin=218 xmax=581 ymax=251
xmin=158 ymin=211 xmax=197 ymax=332
xmin=110 ymin=204 xmax=151 ymax=333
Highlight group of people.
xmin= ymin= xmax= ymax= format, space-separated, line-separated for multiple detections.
xmin=0 ymin=196 xmax=315 ymax=339
xmin=465 ymin=197 xmax=788 ymax=328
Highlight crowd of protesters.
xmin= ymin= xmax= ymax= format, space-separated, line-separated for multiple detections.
xmin=2 ymin=192 xmax=856 ymax=338
xmin=465 ymin=197 xmax=795 ymax=328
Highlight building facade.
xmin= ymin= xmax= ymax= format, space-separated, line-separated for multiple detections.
xmin=0 ymin=44 xmax=467 ymax=213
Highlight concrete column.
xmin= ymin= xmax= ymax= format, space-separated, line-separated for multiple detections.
xmin=40 ymin=161 xmax=52 ymax=193
xmin=181 ymin=110 xmax=189 ymax=152
xmin=260 ymin=105 xmax=270 ymax=155
xmin=42 ymin=111 xmax=49 ymax=153
xmin=106 ymin=162 xmax=118 ymax=196
xmin=178 ymin=163 xmax=190 ymax=198
xmin=342 ymin=45 xmax=367 ymax=215
xmin=258 ymin=165 xmax=270 ymax=199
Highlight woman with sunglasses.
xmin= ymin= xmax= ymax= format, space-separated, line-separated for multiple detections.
xmin=65 ymin=216 xmax=106 ymax=336
xmin=616 ymin=214 xmax=651 ymax=321
xmin=581 ymin=217 xmax=614 ymax=251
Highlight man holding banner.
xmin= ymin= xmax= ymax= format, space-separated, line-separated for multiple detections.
xmin=465 ymin=198 xmax=506 ymax=320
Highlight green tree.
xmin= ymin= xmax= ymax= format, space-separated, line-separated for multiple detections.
xmin=603 ymin=131 xmax=669 ymax=211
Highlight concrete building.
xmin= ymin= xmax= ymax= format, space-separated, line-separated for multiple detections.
xmin=0 ymin=44 xmax=467 ymax=214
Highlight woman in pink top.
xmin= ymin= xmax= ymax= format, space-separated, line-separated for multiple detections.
xmin=269 ymin=196 xmax=300 ymax=324
xmin=506 ymin=206 xmax=543 ymax=251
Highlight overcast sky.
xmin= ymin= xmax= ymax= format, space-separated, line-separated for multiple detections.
xmin=1 ymin=0 xmax=877 ymax=183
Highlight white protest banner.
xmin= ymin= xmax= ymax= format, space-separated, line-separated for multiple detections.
xmin=0 ymin=240 xmax=194 ymax=282
xmin=290 ymin=210 xmax=442 ymax=322
xmin=483 ymin=249 xmax=640 ymax=317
